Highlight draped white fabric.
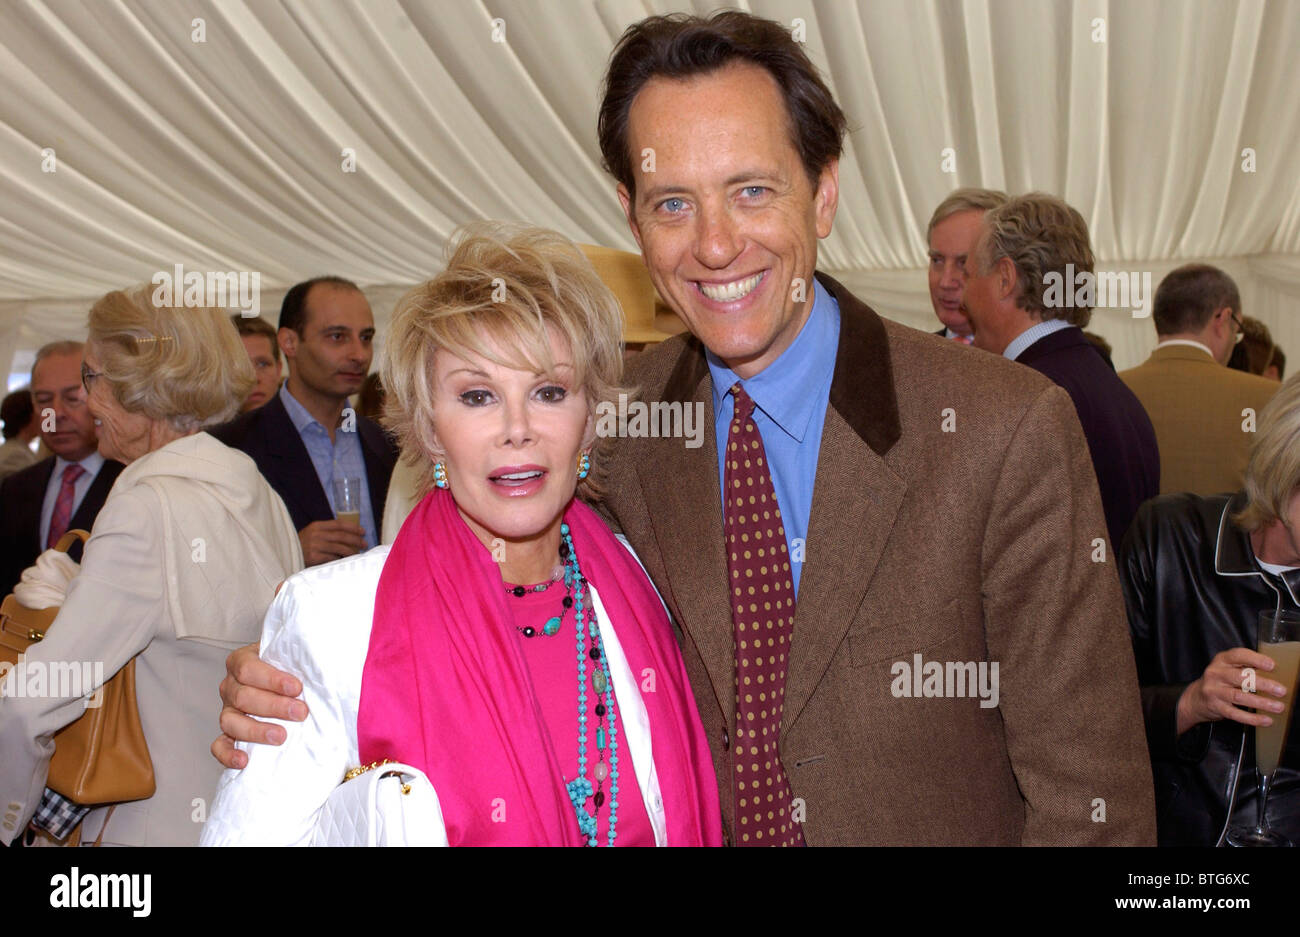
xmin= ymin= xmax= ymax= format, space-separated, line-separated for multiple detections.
xmin=2 ymin=0 xmax=1298 ymax=381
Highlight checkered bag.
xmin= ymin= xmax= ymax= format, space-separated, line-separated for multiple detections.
xmin=29 ymin=788 xmax=91 ymax=842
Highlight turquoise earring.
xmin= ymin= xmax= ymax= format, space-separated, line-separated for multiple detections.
xmin=433 ymin=462 xmax=449 ymax=489
xmin=577 ymin=451 xmax=591 ymax=480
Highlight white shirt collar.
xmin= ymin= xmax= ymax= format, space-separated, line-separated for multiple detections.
xmin=1156 ymin=338 xmax=1216 ymax=359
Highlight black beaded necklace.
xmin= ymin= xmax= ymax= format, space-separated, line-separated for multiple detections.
xmin=504 ymin=555 xmax=570 ymax=638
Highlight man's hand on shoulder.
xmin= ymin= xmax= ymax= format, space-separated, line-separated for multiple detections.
xmin=211 ymin=641 xmax=309 ymax=769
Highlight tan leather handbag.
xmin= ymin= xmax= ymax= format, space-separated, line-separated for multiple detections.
xmin=0 ymin=530 xmax=155 ymax=805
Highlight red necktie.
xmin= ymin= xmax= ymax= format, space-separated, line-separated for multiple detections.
xmin=47 ymin=463 xmax=86 ymax=548
xmin=952 ymin=332 xmax=974 ymax=346
xmin=724 ymin=382 xmax=804 ymax=846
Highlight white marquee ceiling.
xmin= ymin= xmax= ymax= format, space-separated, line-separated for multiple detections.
xmin=2 ymin=0 xmax=1298 ymax=379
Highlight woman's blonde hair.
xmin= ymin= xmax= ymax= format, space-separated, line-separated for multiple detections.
xmin=1235 ymin=373 xmax=1300 ymax=532
xmin=382 ymin=222 xmax=629 ymax=499
xmin=88 ymin=286 xmax=254 ymax=432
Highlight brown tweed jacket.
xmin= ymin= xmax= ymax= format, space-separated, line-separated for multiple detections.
xmin=600 ymin=273 xmax=1156 ymax=845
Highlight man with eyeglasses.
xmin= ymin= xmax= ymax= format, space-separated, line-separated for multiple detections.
xmin=0 ymin=341 xmax=123 ymax=596
xmin=1121 ymin=264 xmax=1279 ymax=496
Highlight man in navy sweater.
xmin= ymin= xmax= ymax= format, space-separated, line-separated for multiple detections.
xmin=962 ymin=192 xmax=1159 ymax=547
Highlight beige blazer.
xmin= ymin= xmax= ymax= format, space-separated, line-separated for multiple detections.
xmin=0 ymin=433 xmax=302 ymax=846
xmin=601 ymin=274 xmax=1156 ymax=845
xmin=0 ymin=437 xmax=38 ymax=482
xmin=382 ymin=455 xmax=422 ymax=545
xmin=1120 ymin=344 xmax=1278 ymax=496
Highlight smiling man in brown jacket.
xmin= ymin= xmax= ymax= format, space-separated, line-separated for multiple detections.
xmin=212 ymin=11 xmax=1155 ymax=846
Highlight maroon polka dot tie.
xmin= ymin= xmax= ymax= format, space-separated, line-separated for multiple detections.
xmin=724 ymin=382 xmax=803 ymax=846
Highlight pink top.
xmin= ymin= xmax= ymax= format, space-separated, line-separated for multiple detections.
xmin=508 ymin=585 xmax=654 ymax=846
xmin=358 ymin=490 xmax=722 ymax=847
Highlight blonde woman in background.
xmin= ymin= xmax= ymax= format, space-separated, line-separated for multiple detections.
xmin=0 ymin=288 xmax=303 ymax=846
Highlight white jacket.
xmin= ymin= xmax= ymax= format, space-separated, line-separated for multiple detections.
xmin=0 ymin=433 xmax=302 ymax=846
xmin=201 ymin=543 xmax=670 ymax=846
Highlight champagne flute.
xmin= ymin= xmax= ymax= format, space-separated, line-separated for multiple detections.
xmin=1226 ymin=608 xmax=1300 ymax=847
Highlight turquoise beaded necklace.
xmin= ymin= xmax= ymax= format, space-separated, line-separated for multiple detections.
xmin=555 ymin=522 xmax=621 ymax=846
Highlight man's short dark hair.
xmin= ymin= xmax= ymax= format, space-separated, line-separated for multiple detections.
xmin=1 ymin=388 xmax=34 ymax=440
xmin=1272 ymin=347 xmax=1287 ymax=380
xmin=279 ymin=276 xmax=361 ymax=335
xmin=598 ymin=11 xmax=847 ymax=198
xmin=230 ymin=314 xmax=281 ymax=363
xmin=1152 ymin=264 xmax=1241 ymax=336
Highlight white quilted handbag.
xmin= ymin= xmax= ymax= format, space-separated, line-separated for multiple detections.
xmin=311 ymin=760 xmax=448 ymax=847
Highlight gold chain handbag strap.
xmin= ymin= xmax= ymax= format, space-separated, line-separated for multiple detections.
xmin=342 ymin=759 xmax=412 ymax=794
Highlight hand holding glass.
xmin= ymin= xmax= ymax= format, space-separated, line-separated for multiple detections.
xmin=1226 ymin=609 xmax=1300 ymax=847
xmin=333 ymin=477 xmax=363 ymax=528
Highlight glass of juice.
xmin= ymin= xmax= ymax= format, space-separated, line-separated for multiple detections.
xmin=333 ymin=477 xmax=363 ymax=528
xmin=1227 ymin=608 xmax=1300 ymax=847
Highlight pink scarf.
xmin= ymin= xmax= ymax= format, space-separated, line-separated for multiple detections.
xmin=357 ymin=488 xmax=722 ymax=846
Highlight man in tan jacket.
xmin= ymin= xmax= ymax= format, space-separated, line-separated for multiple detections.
xmin=1120 ymin=264 xmax=1278 ymax=496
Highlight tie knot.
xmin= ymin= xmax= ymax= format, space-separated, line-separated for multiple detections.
xmin=730 ymin=382 xmax=756 ymax=423
xmin=62 ymin=463 xmax=86 ymax=483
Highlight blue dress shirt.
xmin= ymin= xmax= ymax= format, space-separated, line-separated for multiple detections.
xmin=278 ymin=383 xmax=377 ymax=548
xmin=707 ymin=279 xmax=841 ymax=596
xmin=40 ymin=451 xmax=105 ymax=546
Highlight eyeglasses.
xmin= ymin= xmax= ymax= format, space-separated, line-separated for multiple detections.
xmin=1231 ymin=312 xmax=1245 ymax=344
xmin=80 ymin=363 xmax=102 ymax=392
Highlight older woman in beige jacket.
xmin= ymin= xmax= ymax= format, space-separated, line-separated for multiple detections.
xmin=0 ymin=288 xmax=302 ymax=846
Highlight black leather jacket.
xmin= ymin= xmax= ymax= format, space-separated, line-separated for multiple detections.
xmin=1121 ymin=492 xmax=1300 ymax=846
